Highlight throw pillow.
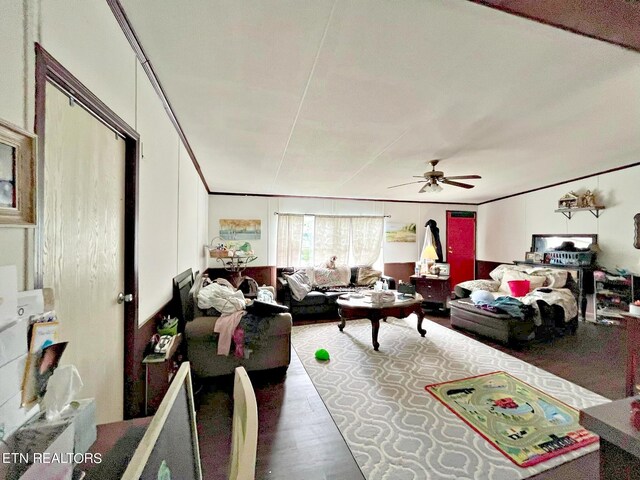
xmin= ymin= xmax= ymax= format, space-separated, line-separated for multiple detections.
xmin=488 ymin=264 xmax=530 ymax=282
xmin=545 ymin=270 xmax=568 ymax=288
xmin=356 ymin=266 xmax=382 ymax=286
xmin=500 ymin=270 xmax=545 ymax=294
xmin=285 ymin=270 xmax=312 ymax=301
xmin=526 ymin=268 xmax=568 ymax=288
xmin=456 ymin=279 xmax=500 ymax=293
xmin=544 ymin=270 xmax=569 ymax=288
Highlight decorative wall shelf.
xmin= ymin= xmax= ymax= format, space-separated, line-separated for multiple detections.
xmin=555 ymin=206 xmax=605 ymax=219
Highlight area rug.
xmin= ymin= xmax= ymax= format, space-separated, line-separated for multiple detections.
xmin=291 ymin=317 xmax=609 ymax=480
xmin=425 ymin=371 xmax=599 ymax=468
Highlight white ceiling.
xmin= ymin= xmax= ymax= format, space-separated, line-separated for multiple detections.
xmin=120 ymin=0 xmax=640 ymax=203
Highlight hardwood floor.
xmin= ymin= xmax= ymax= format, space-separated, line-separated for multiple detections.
xmin=196 ymin=352 xmax=365 ymax=480
xmin=195 ymin=314 xmax=627 ymax=479
xmin=426 ymin=310 xmax=627 ymax=401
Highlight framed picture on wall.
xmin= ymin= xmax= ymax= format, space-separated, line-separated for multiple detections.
xmin=0 ymin=118 xmax=36 ymax=225
xmin=219 ymin=219 xmax=261 ymax=240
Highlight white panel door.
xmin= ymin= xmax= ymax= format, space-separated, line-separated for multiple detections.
xmin=43 ymin=83 xmax=125 ymax=424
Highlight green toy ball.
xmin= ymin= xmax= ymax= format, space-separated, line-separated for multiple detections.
xmin=315 ymin=348 xmax=330 ymax=361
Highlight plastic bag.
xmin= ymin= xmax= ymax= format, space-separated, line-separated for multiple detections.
xmin=42 ymin=365 xmax=83 ymax=421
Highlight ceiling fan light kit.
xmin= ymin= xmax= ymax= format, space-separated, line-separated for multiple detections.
xmin=387 ymin=159 xmax=481 ymax=194
xmin=421 ymin=182 xmax=443 ymax=193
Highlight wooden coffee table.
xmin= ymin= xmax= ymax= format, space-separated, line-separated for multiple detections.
xmin=337 ymin=292 xmax=425 ymax=351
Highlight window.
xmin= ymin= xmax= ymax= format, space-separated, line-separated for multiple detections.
xmin=276 ymin=214 xmax=384 ymax=268
xmin=300 ymin=215 xmax=315 ymax=267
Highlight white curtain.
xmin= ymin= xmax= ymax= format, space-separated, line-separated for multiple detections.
xmin=276 ymin=214 xmax=304 ymax=267
xmin=313 ymin=216 xmax=351 ymax=266
xmin=351 ymin=217 xmax=384 ymax=266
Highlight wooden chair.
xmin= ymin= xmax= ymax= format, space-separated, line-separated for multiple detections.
xmin=229 ymin=366 xmax=258 ymax=480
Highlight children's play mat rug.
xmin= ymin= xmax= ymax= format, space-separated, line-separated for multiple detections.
xmin=425 ymin=371 xmax=598 ymax=467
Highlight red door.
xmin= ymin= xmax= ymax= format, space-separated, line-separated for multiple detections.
xmin=446 ymin=211 xmax=476 ymax=289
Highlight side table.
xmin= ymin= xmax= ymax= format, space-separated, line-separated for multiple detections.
xmin=580 ymin=396 xmax=640 ymax=480
xmin=142 ymin=333 xmax=183 ymax=415
xmin=410 ymin=275 xmax=451 ymax=310
xmin=621 ymin=313 xmax=640 ymax=397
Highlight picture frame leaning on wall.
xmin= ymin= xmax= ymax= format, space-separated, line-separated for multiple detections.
xmin=0 ymin=117 xmax=36 ymax=225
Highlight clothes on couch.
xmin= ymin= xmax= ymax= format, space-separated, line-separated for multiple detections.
xmin=471 ymin=294 xmax=533 ymax=320
xmin=198 ymin=280 xmax=247 ymax=314
xmin=284 ymin=270 xmax=313 ymax=301
xmin=521 ymin=288 xmax=577 ymax=324
xmin=490 ymin=296 xmax=533 ymax=319
xmin=313 ymin=265 xmax=351 ymax=287
xmin=241 ymin=313 xmax=272 ymax=350
xmin=214 ymin=310 xmax=246 ymax=355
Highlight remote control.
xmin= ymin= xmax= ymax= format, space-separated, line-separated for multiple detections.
xmin=154 ymin=335 xmax=173 ymax=354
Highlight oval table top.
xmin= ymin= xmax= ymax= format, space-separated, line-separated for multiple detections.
xmin=336 ymin=291 xmax=423 ymax=309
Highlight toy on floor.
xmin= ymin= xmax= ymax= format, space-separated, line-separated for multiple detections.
xmin=315 ymin=349 xmax=330 ymax=361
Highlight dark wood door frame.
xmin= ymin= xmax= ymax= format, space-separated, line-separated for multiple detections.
xmin=34 ymin=43 xmax=141 ymax=418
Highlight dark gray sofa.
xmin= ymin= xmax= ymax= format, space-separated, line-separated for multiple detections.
xmin=277 ymin=267 xmax=396 ymax=319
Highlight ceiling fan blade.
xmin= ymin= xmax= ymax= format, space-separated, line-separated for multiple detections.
xmin=418 ymin=183 xmax=430 ymax=193
xmin=441 ymin=179 xmax=475 ymax=189
xmin=388 ymin=180 xmax=426 ymax=189
xmin=442 ymin=175 xmax=481 ymax=180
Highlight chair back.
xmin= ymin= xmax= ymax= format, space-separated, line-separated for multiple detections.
xmin=229 ymin=366 xmax=258 ymax=480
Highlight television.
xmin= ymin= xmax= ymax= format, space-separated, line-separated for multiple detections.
xmin=121 ymin=362 xmax=202 ymax=480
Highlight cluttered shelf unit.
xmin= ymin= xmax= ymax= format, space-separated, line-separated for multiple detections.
xmin=594 ymin=271 xmax=640 ymax=325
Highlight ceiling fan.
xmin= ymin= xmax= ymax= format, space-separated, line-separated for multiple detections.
xmin=388 ymin=160 xmax=481 ymax=193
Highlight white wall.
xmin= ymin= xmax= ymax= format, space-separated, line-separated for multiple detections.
xmin=208 ymin=194 xmax=476 ymax=267
xmin=477 ymin=165 xmax=640 ymax=273
xmin=0 ymin=0 xmax=208 ymax=322
xmin=0 ymin=0 xmax=209 ymax=433
xmin=0 ymin=0 xmax=37 ymax=290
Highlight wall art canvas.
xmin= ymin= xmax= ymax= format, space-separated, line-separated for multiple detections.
xmin=219 ymin=219 xmax=261 ymax=240
xmin=385 ymin=222 xmax=416 ymax=242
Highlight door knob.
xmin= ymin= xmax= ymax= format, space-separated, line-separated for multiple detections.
xmin=448 ymin=247 xmax=453 ymax=254
xmin=117 ymin=292 xmax=133 ymax=304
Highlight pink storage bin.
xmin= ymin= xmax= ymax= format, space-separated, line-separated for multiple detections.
xmin=508 ymin=279 xmax=530 ymax=297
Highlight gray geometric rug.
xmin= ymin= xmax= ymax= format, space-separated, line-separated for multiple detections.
xmin=291 ymin=317 xmax=609 ymax=480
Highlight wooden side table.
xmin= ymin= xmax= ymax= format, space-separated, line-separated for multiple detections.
xmin=580 ymin=396 xmax=640 ymax=480
xmin=621 ymin=313 xmax=640 ymax=397
xmin=142 ymin=333 xmax=183 ymax=415
xmin=410 ymin=275 xmax=451 ymax=309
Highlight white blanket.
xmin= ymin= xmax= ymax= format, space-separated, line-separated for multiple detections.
xmin=313 ymin=265 xmax=351 ymax=287
xmin=520 ymin=288 xmax=578 ymax=326
xmin=197 ymin=282 xmax=246 ymax=314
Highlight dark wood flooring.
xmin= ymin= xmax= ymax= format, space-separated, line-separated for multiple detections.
xmin=195 ymin=314 xmax=627 ymax=479
xmin=196 ymin=352 xmax=365 ymax=480
xmin=426 ymin=310 xmax=627 ymax=401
